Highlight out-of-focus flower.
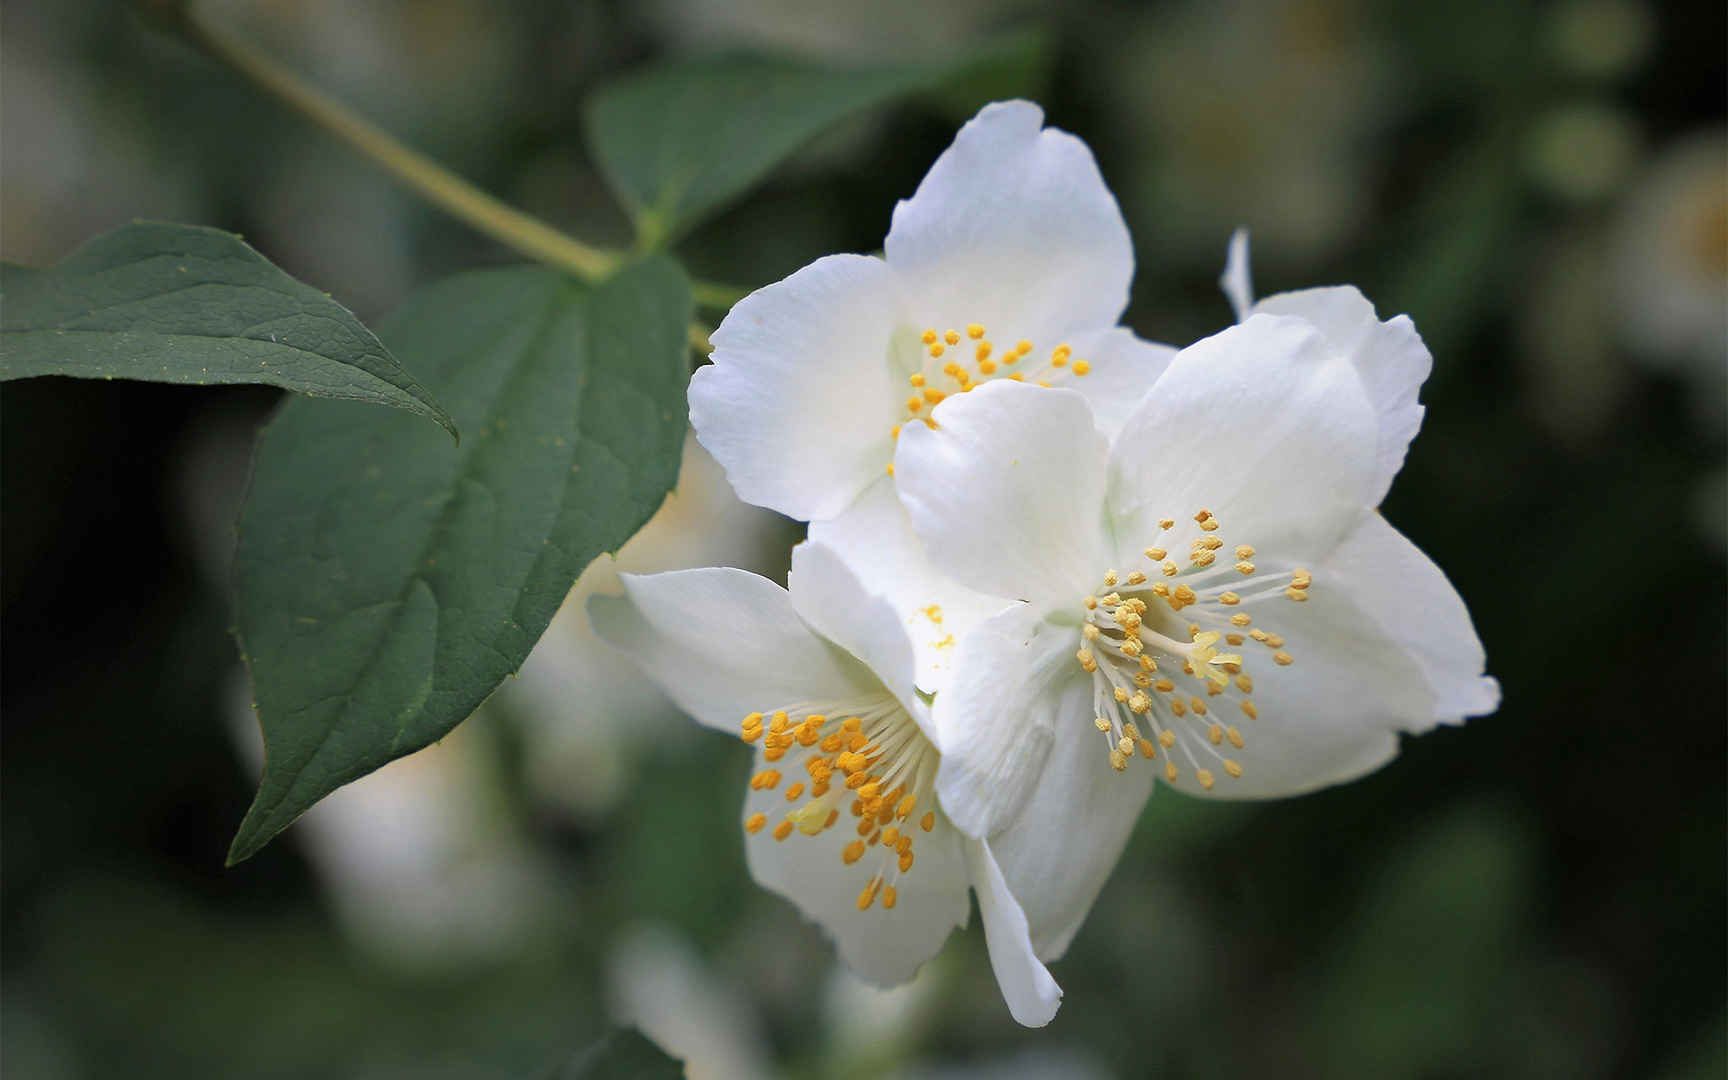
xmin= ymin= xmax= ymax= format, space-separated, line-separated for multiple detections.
xmin=497 ymin=431 xmax=794 ymax=820
xmin=226 ymin=673 xmax=556 ymax=967
xmin=1545 ymin=0 xmax=1654 ymax=81
xmin=892 ymin=258 xmax=1497 ymax=961
xmin=608 ymin=923 xmax=779 ymax=1080
xmin=692 ymin=101 xmax=1172 ymax=687
xmin=1524 ymin=102 xmax=1642 ymax=205
xmin=1106 ymin=0 xmax=1392 ymax=261
xmin=590 ymin=543 xmax=1062 ymax=1026
xmin=1612 ymin=129 xmax=1727 ymax=430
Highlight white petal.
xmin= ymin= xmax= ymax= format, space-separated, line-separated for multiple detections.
xmin=932 ymin=603 xmax=1084 ymax=839
xmin=964 ymin=837 xmax=1062 ymax=1027
xmin=896 ymin=381 xmax=1110 ymax=608
xmin=1059 ymin=326 xmax=1179 ymax=439
xmin=1322 ymin=512 xmax=1500 ymax=724
xmin=808 ymin=478 xmax=1012 ymax=695
xmin=986 ymin=674 xmax=1155 ymax=960
xmin=742 ymin=746 xmax=971 ymax=988
xmin=786 ymin=539 xmax=923 ymax=723
xmin=1174 ymin=549 xmax=1428 ymax=800
xmin=1253 ymin=286 xmax=1431 ymax=506
xmin=1220 ymin=227 xmax=1254 ymax=322
xmin=1108 ymin=314 xmax=1378 ymax=565
xmin=692 ymin=253 xmax=907 ymax=521
xmin=884 ymin=101 xmax=1134 ymax=347
xmin=588 ymin=568 xmax=874 ymax=733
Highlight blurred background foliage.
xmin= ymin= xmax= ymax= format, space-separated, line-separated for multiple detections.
xmin=2 ymin=0 xmax=1723 ymax=1076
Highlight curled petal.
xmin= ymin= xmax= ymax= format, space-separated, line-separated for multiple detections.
xmin=1254 ymin=286 xmax=1431 ymax=507
xmin=965 ymin=837 xmax=1062 ymax=1027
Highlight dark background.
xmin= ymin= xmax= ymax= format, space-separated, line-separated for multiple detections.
xmin=4 ymin=0 xmax=1723 ymax=1076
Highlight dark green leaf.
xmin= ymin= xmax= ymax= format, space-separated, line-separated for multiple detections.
xmin=583 ymin=34 xmax=1050 ymax=245
xmin=227 ymin=258 xmax=691 ymax=864
xmin=1 ymin=222 xmax=456 ymax=437
xmin=548 ymin=1028 xmax=682 ymax=1079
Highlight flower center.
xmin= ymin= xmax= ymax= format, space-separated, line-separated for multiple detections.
xmin=737 ymin=692 xmax=940 ymax=912
xmin=885 ymin=322 xmax=1093 ymax=474
xmin=1070 ymin=508 xmax=1311 ymax=790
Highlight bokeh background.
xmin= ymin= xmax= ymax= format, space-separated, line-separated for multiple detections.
xmin=4 ymin=0 xmax=1723 ymax=1076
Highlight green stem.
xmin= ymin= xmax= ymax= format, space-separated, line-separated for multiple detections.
xmin=178 ymin=8 xmax=621 ymax=281
xmin=173 ymin=7 xmax=753 ymax=319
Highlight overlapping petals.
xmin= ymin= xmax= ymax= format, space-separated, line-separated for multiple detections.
xmin=691 ymin=101 xmax=1172 ymax=527
xmin=590 ymin=541 xmax=1061 ymax=1025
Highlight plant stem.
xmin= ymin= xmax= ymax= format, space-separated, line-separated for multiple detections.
xmin=178 ymin=8 xmax=621 ymax=282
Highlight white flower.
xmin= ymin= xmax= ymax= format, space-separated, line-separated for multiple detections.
xmin=690 ymin=101 xmax=1175 ymax=690
xmin=588 ymin=541 xmax=1063 ymax=1026
xmin=891 ymin=271 xmax=1499 ymax=959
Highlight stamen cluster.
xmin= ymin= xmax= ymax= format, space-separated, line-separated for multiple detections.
xmin=739 ymin=696 xmax=938 ymax=911
xmin=1073 ymin=509 xmax=1312 ymax=790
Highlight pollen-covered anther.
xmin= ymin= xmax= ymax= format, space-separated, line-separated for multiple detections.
xmin=1077 ymin=648 xmax=1098 ymax=673
xmin=1094 ymin=717 xmax=1112 ymax=733
xmin=1144 ymin=546 xmax=1166 ymax=561
xmin=1109 ymin=749 xmax=1128 ymax=771
xmin=1235 ymin=561 xmax=1256 ymax=576
xmin=1274 ymin=651 xmax=1294 ymax=666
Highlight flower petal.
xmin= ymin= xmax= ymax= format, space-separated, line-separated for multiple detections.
xmin=981 ymin=667 xmax=1154 ymax=960
xmin=884 ymin=101 xmax=1133 ymax=347
xmin=786 ymin=539 xmax=923 ymax=723
xmin=1253 ymin=286 xmax=1431 ymax=507
xmin=1220 ymin=226 xmax=1254 ymax=322
xmin=986 ymin=673 xmax=1155 ymax=960
xmin=742 ymin=746 xmax=971 ymax=987
xmin=1107 ymin=314 xmax=1378 ymax=566
xmin=588 ymin=567 xmax=874 ymax=733
xmin=932 ymin=602 xmax=1084 ymax=839
xmin=1175 ymin=548 xmax=1429 ymax=800
xmin=809 ymin=478 xmax=1011 ymax=695
xmin=1059 ymin=326 xmax=1178 ymax=439
xmin=964 ymin=837 xmax=1063 ymax=1027
xmin=1322 ymin=512 xmax=1500 ymax=723
xmin=896 ymin=381 xmax=1110 ymax=608
xmin=692 ymin=253 xmax=906 ymax=521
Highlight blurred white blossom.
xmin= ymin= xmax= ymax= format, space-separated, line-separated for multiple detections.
xmin=1613 ymin=129 xmax=1728 ymax=430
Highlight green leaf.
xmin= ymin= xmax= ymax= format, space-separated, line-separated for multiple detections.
xmin=583 ymin=33 xmax=1051 ymax=245
xmin=1 ymin=222 xmax=456 ymax=438
xmin=227 ymin=258 xmax=691 ymax=864
xmin=548 ymin=1028 xmax=682 ymax=1079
